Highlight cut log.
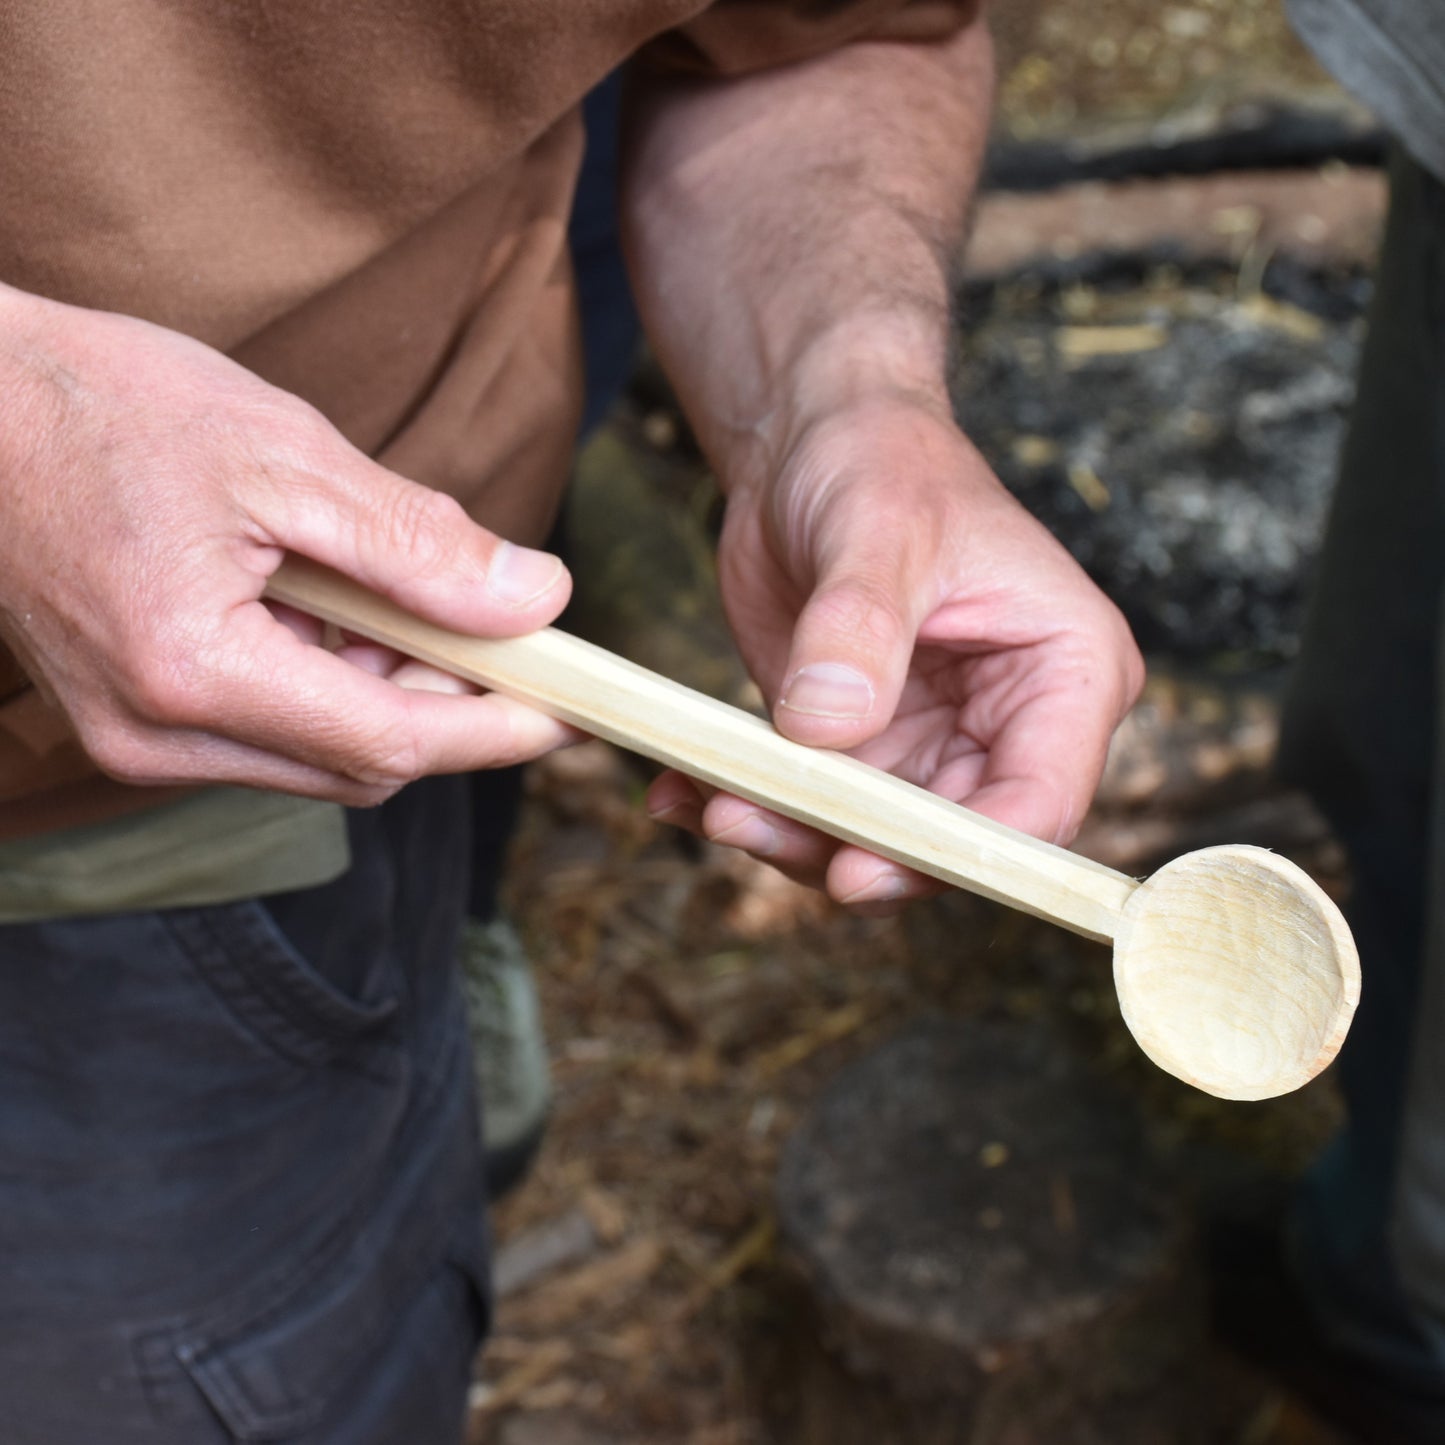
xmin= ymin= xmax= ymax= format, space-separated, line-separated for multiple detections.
xmin=774 ymin=1019 xmax=1203 ymax=1444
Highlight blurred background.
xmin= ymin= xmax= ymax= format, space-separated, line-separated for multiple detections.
xmin=472 ymin=4 xmax=1384 ymax=1441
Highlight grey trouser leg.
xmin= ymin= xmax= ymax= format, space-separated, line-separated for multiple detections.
xmin=1278 ymin=146 xmax=1445 ymax=1389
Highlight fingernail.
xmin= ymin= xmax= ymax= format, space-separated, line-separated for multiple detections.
xmin=488 ymin=542 xmax=563 ymax=606
xmin=390 ymin=661 xmax=470 ymax=695
xmin=712 ymin=814 xmax=781 ymax=857
xmin=780 ymin=663 xmax=875 ymax=720
xmin=842 ymin=872 xmax=908 ymax=905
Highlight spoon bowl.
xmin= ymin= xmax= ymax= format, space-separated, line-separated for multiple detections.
xmin=1114 ymin=845 xmax=1359 ymax=1100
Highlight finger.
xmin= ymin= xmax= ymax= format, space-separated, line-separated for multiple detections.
xmin=263 ymin=599 xmax=326 ymax=646
xmin=388 ymin=659 xmax=478 ymax=696
xmin=825 ymin=847 xmax=944 ymax=911
xmin=651 ymin=772 xmax=938 ymax=914
xmin=700 ymin=792 xmax=835 ymax=879
xmin=960 ymin=680 xmax=1123 ymax=845
xmin=773 ymin=512 xmax=940 ymax=752
xmin=100 ymin=725 xmax=400 ymax=806
xmin=162 ymin=603 xmax=579 ymax=788
xmin=960 ymin=776 xmax=1080 ymax=845
xmin=333 ymin=640 xmax=479 ymax=696
xmin=249 ymin=434 xmax=572 ymax=638
xmin=334 ymin=641 xmax=398 ymax=676
xmin=649 ymin=776 xmax=825 ymax=867
xmin=113 ymin=675 xmax=580 ymax=795
xmin=702 ymin=794 xmax=945 ymax=914
xmin=646 ymin=771 xmax=725 ymax=816
xmin=646 ymin=771 xmax=706 ymax=835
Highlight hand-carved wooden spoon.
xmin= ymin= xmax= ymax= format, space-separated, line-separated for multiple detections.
xmin=266 ymin=557 xmax=1360 ymax=1101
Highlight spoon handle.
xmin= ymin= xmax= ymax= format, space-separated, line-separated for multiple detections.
xmin=266 ymin=557 xmax=1139 ymax=942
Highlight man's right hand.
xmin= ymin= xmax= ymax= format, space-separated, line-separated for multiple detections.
xmin=0 ymin=284 xmax=577 ymax=805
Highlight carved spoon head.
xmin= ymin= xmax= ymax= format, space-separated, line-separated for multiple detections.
xmin=1113 ymin=845 xmax=1361 ymax=1101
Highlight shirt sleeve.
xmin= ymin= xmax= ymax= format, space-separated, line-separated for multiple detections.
xmin=643 ymin=0 xmax=982 ymax=77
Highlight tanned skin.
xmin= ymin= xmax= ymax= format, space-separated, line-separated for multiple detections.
xmin=625 ymin=20 xmax=1141 ymax=911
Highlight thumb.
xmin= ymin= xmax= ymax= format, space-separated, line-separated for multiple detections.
xmin=254 ymin=440 xmax=571 ymax=639
xmin=773 ymin=534 xmax=935 ymax=750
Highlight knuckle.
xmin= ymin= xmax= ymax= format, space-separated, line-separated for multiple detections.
xmin=809 ymin=579 xmax=906 ymax=650
xmin=343 ymin=714 xmax=426 ymax=792
xmin=272 ymin=387 xmax=348 ymax=446
xmin=276 ymin=391 xmax=331 ymax=434
xmin=379 ymin=488 xmax=468 ymax=576
xmin=1105 ymin=608 xmax=1147 ymax=707
xmin=1122 ymin=648 xmax=1146 ymax=708
xmin=125 ymin=651 xmax=204 ymax=727
xmin=82 ymin=723 xmax=167 ymax=786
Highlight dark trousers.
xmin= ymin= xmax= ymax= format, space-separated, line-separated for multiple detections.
xmin=0 ymin=72 xmax=641 ymax=1442
xmin=0 ymin=777 xmax=489 ymax=1444
xmin=1279 ymin=147 xmax=1445 ymax=1386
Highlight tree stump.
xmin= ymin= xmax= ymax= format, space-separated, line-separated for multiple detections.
xmin=774 ymin=1019 xmax=1203 ymax=1445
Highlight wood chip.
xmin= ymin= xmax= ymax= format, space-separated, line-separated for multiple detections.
xmin=580 ymin=1185 xmax=629 ymax=1246
xmin=672 ymin=1216 xmax=777 ymax=1323
xmin=504 ymin=1238 xmax=666 ymax=1334
xmin=620 ymin=965 xmax=703 ymax=1045
xmin=751 ymin=1001 xmax=871 ymax=1079
xmin=1066 ymin=461 xmax=1112 ymax=511
xmin=517 ymin=1378 xmax=581 ymax=1413
xmin=1231 ymin=292 xmax=1325 ymax=342
xmin=473 ymin=1340 xmax=574 ymax=1417
xmin=495 ymin=1209 xmax=599 ymax=1299
xmin=1011 ymin=433 xmax=1061 ymax=467
xmin=1056 ymin=322 xmax=1168 ymax=361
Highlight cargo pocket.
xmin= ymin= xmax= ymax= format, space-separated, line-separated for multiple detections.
xmin=172 ymin=1075 xmax=491 ymax=1443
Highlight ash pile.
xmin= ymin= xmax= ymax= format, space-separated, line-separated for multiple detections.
xmin=953 ymin=253 xmax=1368 ymax=662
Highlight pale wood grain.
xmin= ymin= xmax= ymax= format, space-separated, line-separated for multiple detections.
xmin=264 ymin=557 xmax=1361 ymax=1099
xmin=1114 ymin=844 xmax=1360 ymax=1100
xmin=266 ymin=557 xmax=1137 ymax=941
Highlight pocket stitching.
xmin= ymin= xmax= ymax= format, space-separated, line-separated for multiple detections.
xmin=163 ymin=906 xmax=401 ymax=1081
xmin=168 ymin=1036 xmax=482 ymax=1439
xmin=131 ymin=1214 xmax=360 ymax=1436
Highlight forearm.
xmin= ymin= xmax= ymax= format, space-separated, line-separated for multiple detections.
xmin=621 ymin=19 xmax=995 ymax=488
xmin=624 ymin=21 xmax=1142 ymax=874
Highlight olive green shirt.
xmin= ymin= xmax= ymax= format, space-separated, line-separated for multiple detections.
xmin=0 ymin=791 xmax=348 ymax=922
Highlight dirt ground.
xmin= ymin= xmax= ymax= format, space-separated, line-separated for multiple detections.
xmin=474 ymin=743 xmax=1351 ymax=1445
xmin=470 ymin=3 xmax=1383 ymax=1441
xmin=990 ymin=0 xmax=1341 ymax=140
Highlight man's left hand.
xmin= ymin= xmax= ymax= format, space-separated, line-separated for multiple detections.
xmin=645 ymin=398 xmax=1143 ymax=913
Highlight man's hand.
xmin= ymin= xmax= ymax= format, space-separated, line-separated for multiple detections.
xmin=646 ymin=397 xmax=1143 ymax=911
xmin=624 ymin=17 xmax=1142 ymax=909
xmin=0 ymin=284 xmax=576 ymax=804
